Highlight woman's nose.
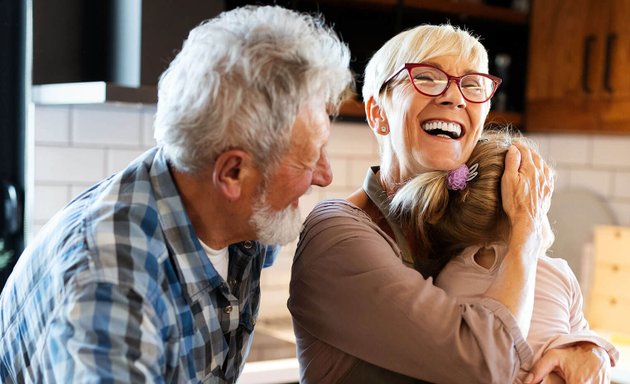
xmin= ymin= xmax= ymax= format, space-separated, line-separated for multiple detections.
xmin=438 ymin=80 xmax=467 ymax=109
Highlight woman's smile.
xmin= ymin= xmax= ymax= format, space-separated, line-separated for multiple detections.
xmin=420 ymin=119 xmax=464 ymax=139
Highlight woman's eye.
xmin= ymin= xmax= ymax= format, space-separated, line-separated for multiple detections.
xmin=414 ymin=73 xmax=436 ymax=82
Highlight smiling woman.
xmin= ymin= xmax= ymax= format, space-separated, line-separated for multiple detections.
xmin=288 ymin=23 xmax=614 ymax=384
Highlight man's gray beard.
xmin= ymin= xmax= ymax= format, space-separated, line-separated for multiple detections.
xmin=250 ymin=190 xmax=302 ymax=245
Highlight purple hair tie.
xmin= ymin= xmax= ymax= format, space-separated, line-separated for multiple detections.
xmin=446 ymin=163 xmax=479 ymax=191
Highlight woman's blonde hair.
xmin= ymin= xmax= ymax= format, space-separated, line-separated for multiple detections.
xmin=362 ymin=24 xmax=489 ymax=106
xmin=390 ymin=129 xmax=539 ymax=276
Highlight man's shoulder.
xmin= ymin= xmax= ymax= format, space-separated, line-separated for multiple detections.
xmin=54 ymin=148 xmax=172 ymax=285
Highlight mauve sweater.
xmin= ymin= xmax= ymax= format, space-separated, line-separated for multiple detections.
xmin=289 ymin=199 xmax=532 ymax=384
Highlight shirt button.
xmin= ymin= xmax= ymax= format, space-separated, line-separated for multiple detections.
xmin=243 ymin=241 xmax=253 ymax=249
xmin=223 ymin=305 xmax=233 ymax=314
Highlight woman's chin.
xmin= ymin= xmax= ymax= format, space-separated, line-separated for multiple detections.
xmin=412 ymin=146 xmax=468 ymax=172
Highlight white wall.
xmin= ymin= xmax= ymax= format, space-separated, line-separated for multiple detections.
xmin=31 ymin=104 xmax=630 ymax=322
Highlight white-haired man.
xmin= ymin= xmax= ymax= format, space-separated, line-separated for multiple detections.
xmin=0 ymin=5 xmax=352 ymax=383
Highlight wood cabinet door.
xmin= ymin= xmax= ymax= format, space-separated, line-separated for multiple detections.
xmin=598 ymin=0 xmax=630 ymax=132
xmin=526 ymin=0 xmax=609 ymax=132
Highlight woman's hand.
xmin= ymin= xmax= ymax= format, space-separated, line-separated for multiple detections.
xmin=501 ymin=143 xmax=554 ymax=252
xmin=525 ymin=343 xmax=611 ymax=384
xmin=502 ymin=142 xmax=554 ymax=230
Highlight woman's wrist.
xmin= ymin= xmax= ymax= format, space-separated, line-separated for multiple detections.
xmin=509 ymin=215 xmax=545 ymax=256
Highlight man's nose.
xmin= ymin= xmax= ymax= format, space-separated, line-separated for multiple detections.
xmin=311 ymin=148 xmax=333 ymax=187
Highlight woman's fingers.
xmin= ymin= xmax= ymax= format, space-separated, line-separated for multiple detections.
xmin=513 ymin=141 xmax=535 ymax=173
xmin=501 ymin=142 xmax=552 ymax=233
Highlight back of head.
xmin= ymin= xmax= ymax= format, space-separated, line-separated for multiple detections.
xmin=154 ymin=5 xmax=352 ymax=174
xmin=391 ymin=129 xmax=536 ymax=271
xmin=362 ymin=23 xmax=489 ymax=106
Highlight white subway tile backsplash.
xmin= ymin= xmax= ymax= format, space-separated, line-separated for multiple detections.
xmin=32 ymin=185 xmax=70 ymax=222
xmin=547 ymin=134 xmax=591 ymax=166
xmin=72 ymin=105 xmax=142 ymax=147
xmin=348 ymin=158 xmax=378 ymax=187
xmin=328 ymin=156 xmax=349 ymax=188
xmin=592 ymin=136 xmax=630 ymax=168
xmin=554 ymin=167 xmax=572 ymax=191
xmin=107 ymin=148 xmax=151 ymax=175
xmin=609 ymin=200 xmax=630 ymax=227
xmin=525 ymin=133 xmax=551 ymax=164
xmin=568 ymin=168 xmax=613 ymax=197
xmin=142 ymin=107 xmax=157 ymax=147
xmin=26 ymin=223 xmax=44 ymax=243
xmin=35 ymin=146 xmax=106 ymax=183
xmin=613 ymin=171 xmax=630 ymax=199
xmin=328 ymin=122 xmax=376 ymax=156
xmin=34 ymin=106 xmax=71 ymax=144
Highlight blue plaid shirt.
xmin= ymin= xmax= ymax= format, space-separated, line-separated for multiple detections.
xmin=0 ymin=147 xmax=277 ymax=383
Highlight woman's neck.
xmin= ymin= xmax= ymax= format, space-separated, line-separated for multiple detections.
xmin=379 ymin=156 xmax=404 ymax=196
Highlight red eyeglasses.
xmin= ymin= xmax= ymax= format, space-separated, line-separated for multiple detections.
xmin=379 ymin=63 xmax=502 ymax=103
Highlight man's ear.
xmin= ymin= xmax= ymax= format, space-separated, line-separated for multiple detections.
xmin=365 ymin=96 xmax=389 ymax=136
xmin=212 ymin=150 xmax=252 ymax=202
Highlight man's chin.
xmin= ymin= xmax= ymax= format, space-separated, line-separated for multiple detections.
xmin=251 ymin=205 xmax=302 ymax=246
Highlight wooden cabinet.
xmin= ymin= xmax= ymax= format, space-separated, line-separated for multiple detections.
xmin=526 ymin=0 xmax=630 ymax=133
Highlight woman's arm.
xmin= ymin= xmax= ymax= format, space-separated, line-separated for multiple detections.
xmin=527 ymin=258 xmax=617 ymax=383
xmin=484 ymin=143 xmax=553 ymax=337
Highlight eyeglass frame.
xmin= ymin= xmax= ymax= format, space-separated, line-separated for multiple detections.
xmin=378 ymin=63 xmax=503 ymax=104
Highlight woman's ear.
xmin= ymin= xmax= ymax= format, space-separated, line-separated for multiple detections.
xmin=212 ymin=150 xmax=252 ymax=201
xmin=365 ymin=96 xmax=389 ymax=136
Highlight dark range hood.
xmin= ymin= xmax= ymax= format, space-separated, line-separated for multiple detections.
xmin=32 ymin=0 xmax=224 ymax=105
xmin=0 ymin=0 xmax=27 ymax=289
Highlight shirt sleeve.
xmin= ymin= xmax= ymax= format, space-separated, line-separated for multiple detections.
xmin=534 ymin=259 xmax=619 ymax=366
xmin=262 ymin=244 xmax=280 ymax=268
xmin=289 ymin=202 xmax=533 ymax=383
xmin=44 ymin=280 xmax=170 ymax=383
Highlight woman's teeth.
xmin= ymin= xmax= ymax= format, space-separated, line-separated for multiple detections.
xmin=421 ymin=121 xmax=462 ymax=139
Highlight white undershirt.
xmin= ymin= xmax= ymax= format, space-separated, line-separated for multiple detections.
xmin=199 ymin=240 xmax=229 ymax=281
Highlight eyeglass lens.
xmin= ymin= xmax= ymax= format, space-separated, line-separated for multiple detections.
xmin=409 ymin=66 xmax=496 ymax=102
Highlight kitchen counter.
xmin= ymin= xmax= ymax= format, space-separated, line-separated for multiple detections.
xmin=238 ymin=358 xmax=299 ymax=384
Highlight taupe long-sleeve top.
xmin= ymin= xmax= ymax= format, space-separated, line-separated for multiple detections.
xmin=288 ymin=199 xmax=534 ymax=384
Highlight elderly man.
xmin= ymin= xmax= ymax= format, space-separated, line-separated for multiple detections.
xmin=0 ymin=5 xmax=351 ymax=383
